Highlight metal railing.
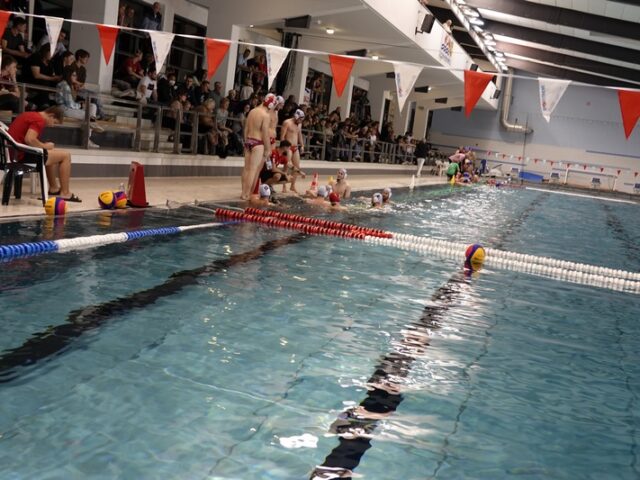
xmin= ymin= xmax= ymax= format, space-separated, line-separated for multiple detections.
xmin=4 ymin=81 xmax=436 ymax=166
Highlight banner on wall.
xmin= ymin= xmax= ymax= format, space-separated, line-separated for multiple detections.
xmin=329 ymin=54 xmax=355 ymax=97
xmin=393 ymin=62 xmax=423 ymax=113
xmin=45 ymin=17 xmax=64 ymax=59
xmin=439 ymin=31 xmax=453 ymax=65
xmin=618 ymin=89 xmax=640 ymax=139
xmin=205 ymin=39 xmax=230 ymax=80
xmin=96 ymin=25 xmax=119 ymax=65
xmin=464 ymin=70 xmax=494 ymax=117
xmin=0 ymin=10 xmax=10 ymax=39
xmin=539 ymin=78 xmax=570 ymax=122
xmin=265 ymin=45 xmax=290 ymax=89
xmin=149 ymin=31 xmax=174 ymax=74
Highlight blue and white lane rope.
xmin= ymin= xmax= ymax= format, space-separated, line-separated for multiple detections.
xmin=365 ymin=234 xmax=640 ymax=294
xmin=0 ymin=222 xmax=224 ymax=261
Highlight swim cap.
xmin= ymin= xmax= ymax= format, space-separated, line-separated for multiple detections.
xmin=337 ymin=168 xmax=347 ymax=179
xmin=276 ymin=95 xmax=285 ymax=107
xmin=329 ymin=192 xmax=340 ymax=204
xmin=317 ymin=185 xmax=328 ymax=198
xmin=294 ymin=109 xmax=305 ymax=120
xmin=372 ymin=193 xmax=383 ymax=205
xmin=259 ymin=184 xmax=271 ymax=198
xmin=325 ymin=185 xmax=333 ymax=195
xmin=263 ymin=93 xmax=277 ymax=110
xmin=383 ymin=187 xmax=392 ymax=198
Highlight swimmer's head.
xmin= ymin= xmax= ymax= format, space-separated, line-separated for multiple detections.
xmin=294 ymin=109 xmax=305 ymax=123
xmin=276 ymin=95 xmax=285 ymax=109
xmin=329 ymin=192 xmax=340 ymax=205
xmin=259 ymin=184 xmax=271 ymax=198
xmin=263 ymin=93 xmax=277 ymax=110
xmin=325 ymin=185 xmax=333 ymax=195
xmin=316 ymin=185 xmax=328 ymax=198
xmin=382 ymin=187 xmax=392 ymax=201
xmin=372 ymin=193 xmax=383 ymax=206
xmin=337 ymin=168 xmax=347 ymax=180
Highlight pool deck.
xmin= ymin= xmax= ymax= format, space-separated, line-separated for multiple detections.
xmin=0 ymin=171 xmax=446 ymax=220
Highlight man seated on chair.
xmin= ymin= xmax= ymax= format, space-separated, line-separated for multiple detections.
xmin=259 ymin=139 xmax=292 ymax=193
xmin=8 ymin=106 xmax=82 ymax=202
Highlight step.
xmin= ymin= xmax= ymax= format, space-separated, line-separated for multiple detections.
xmin=140 ymin=140 xmax=175 ymax=150
xmin=115 ymin=116 xmax=153 ymax=128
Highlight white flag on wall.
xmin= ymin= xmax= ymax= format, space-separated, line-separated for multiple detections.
xmin=393 ymin=62 xmax=423 ymax=113
xmin=149 ymin=31 xmax=175 ymax=74
xmin=45 ymin=17 xmax=64 ymax=59
xmin=265 ymin=45 xmax=290 ymax=89
xmin=539 ymin=78 xmax=571 ymax=122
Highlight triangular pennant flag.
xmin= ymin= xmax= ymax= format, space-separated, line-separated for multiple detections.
xmin=0 ymin=10 xmax=10 ymax=39
xmin=600 ymin=167 xmax=604 ymax=172
xmin=205 ymin=39 xmax=230 ymax=80
xmin=550 ymin=161 xmax=554 ymax=166
xmin=617 ymin=169 xmax=621 ymax=175
xmin=539 ymin=78 xmax=570 ymax=122
xmin=464 ymin=70 xmax=494 ymax=117
xmin=45 ymin=17 xmax=64 ymax=59
xmin=617 ymin=89 xmax=640 ymax=139
xmin=264 ymin=45 xmax=290 ymax=89
xmin=393 ymin=62 xmax=423 ymax=113
xmin=329 ymin=54 xmax=355 ymax=97
xmin=635 ymin=172 xmax=638 ymax=177
xmin=148 ymin=31 xmax=174 ymax=74
xmin=96 ymin=25 xmax=119 ymax=65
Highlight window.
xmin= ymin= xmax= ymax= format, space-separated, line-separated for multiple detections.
xmin=169 ymin=15 xmax=205 ymax=82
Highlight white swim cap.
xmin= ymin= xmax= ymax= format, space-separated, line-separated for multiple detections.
xmin=338 ymin=168 xmax=347 ymax=179
xmin=383 ymin=187 xmax=392 ymax=198
xmin=276 ymin=95 xmax=285 ymax=107
xmin=372 ymin=193 xmax=383 ymax=205
xmin=325 ymin=185 xmax=333 ymax=194
xmin=316 ymin=186 xmax=328 ymax=198
xmin=259 ymin=184 xmax=271 ymax=198
xmin=263 ymin=93 xmax=277 ymax=110
xmin=294 ymin=109 xmax=305 ymax=120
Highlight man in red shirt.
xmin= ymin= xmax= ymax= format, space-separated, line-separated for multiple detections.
xmin=259 ymin=140 xmax=291 ymax=192
xmin=8 ymin=106 xmax=81 ymax=202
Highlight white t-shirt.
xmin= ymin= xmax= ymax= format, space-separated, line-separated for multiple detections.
xmin=138 ymin=76 xmax=156 ymax=100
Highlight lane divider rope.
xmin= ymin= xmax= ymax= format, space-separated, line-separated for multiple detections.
xmin=0 ymin=223 xmax=225 ymax=261
xmin=220 ymin=209 xmax=640 ymax=294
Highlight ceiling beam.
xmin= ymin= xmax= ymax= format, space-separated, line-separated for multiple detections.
xmin=504 ymin=58 xmax=639 ymax=89
xmin=496 ymin=41 xmax=640 ymax=84
xmin=485 ymin=20 xmax=640 ymax=66
xmin=465 ymin=0 xmax=640 ymax=41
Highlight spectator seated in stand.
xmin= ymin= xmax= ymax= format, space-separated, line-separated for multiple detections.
xmin=114 ymin=49 xmax=144 ymax=93
xmin=2 ymin=17 xmax=30 ymax=70
xmin=137 ymin=65 xmax=158 ymax=104
xmin=0 ymin=54 xmax=22 ymax=113
xmin=25 ymin=44 xmax=62 ymax=109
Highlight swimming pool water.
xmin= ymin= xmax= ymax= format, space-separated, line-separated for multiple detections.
xmin=0 ymin=186 xmax=638 ymax=479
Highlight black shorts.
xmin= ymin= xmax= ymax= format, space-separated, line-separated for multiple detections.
xmin=260 ymin=171 xmax=289 ymax=183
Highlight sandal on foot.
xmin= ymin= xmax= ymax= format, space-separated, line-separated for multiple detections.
xmin=60 ymin=194 xmax=82 ymax=203
xmin=48 ymin=189 xmax=61 ymax=196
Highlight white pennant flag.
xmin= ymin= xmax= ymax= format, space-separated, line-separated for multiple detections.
xmin=539 ymin=78 xmax=570 ymax=122
xmin=393 ymin=62 xmax=423 ymax=113
xmin=45 ymin=17 xmax=64 ymax=59
xmin=148 ymin=31 xmax=174 ymax=75
xmin=265 ymin=45 xmax=290 ymax=89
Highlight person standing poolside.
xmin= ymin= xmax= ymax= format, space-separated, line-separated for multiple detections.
xmin=333 ymin=167 xmax=351 ymax=199
xmin=280 ymin=108 xmax=306 ymax=193
xmin=8 ymin=106 xmax=81 ymax=202
xmin=269 ymin=95 xmax=284 ymax=146
xmin=241 ymin=93 xmax=274 ymax=200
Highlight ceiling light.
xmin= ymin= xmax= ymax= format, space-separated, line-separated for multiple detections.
xmin=371 ymin=55 xmax=379 ymax=60
xmin=464 ymin=9 xmax=480 ymax=17
xmin=249 ymin=24 xmax=254 ymax=28
xmin=469 ymin=18 xmax=484 ymax=26
xmin=326 ymin=28 xmax=335 ymax=34
xmin=473 ymin=25 xmax=483 ymax=33
xmin=484 ymin=40 xmax=496 ymax=46
xmin=494 ymin=52 xmax=505 ymax=58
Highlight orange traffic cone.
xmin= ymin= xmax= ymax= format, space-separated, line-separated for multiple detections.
xmin=310 ymin=172 xmax=318 ymax=191
xmin=127 ymin=161 xmax=149 ymax=207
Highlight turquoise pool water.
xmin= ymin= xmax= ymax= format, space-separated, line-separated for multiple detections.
xmin=0 ymin=186 xmax=638 ymax=479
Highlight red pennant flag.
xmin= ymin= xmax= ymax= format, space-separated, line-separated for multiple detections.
xmin=96 ymin=25 xmax=119 ymax=65
xmin=464 ymin=70 xmax=494 ymax=117
xmin=205 ymin=39 xmax=230 ymax=80
xmin=635 ymin=172 xmax=639 ymax=177
xmin=617 ymin=170 xmax=621 ymax=175
xmin=518 ymin=156 xmax=522 ymax=161
xmin=567 ymin=163 xmax=571 ymax=168
xmin=583 ymin=165 xmax=587 ymax=170
xmin=618 ymin=89 xmax=640 ymax=139
xmin=534 ymin=159 xmax=539 ymax=163
xmin=329 ymin=54 xmax=355 ymax=97
xmin=0 ymin=10 xmax=10 ymax=39
xmin=600 ymin=167 xmax=604 ymax=172
xmin=550 ymin=161 xmax=554 ymax=166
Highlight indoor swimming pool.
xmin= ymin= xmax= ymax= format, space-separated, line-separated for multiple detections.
xmin=0 ymin=185 xmax=638 ymax=479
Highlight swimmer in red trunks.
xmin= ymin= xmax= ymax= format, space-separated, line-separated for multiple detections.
xmin=241 ymin=93 xmax=275 ymax=200
xmin=280 ymin=108 xmax=306 ymax=194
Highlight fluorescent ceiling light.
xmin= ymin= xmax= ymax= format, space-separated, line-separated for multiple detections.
xmin=371 ymin=55 xmax=379 ymax=60
xmin=469 ymin=18 xmax=484 ymax=26
xmin=326 ymin=28 xmax=335 ymax=34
